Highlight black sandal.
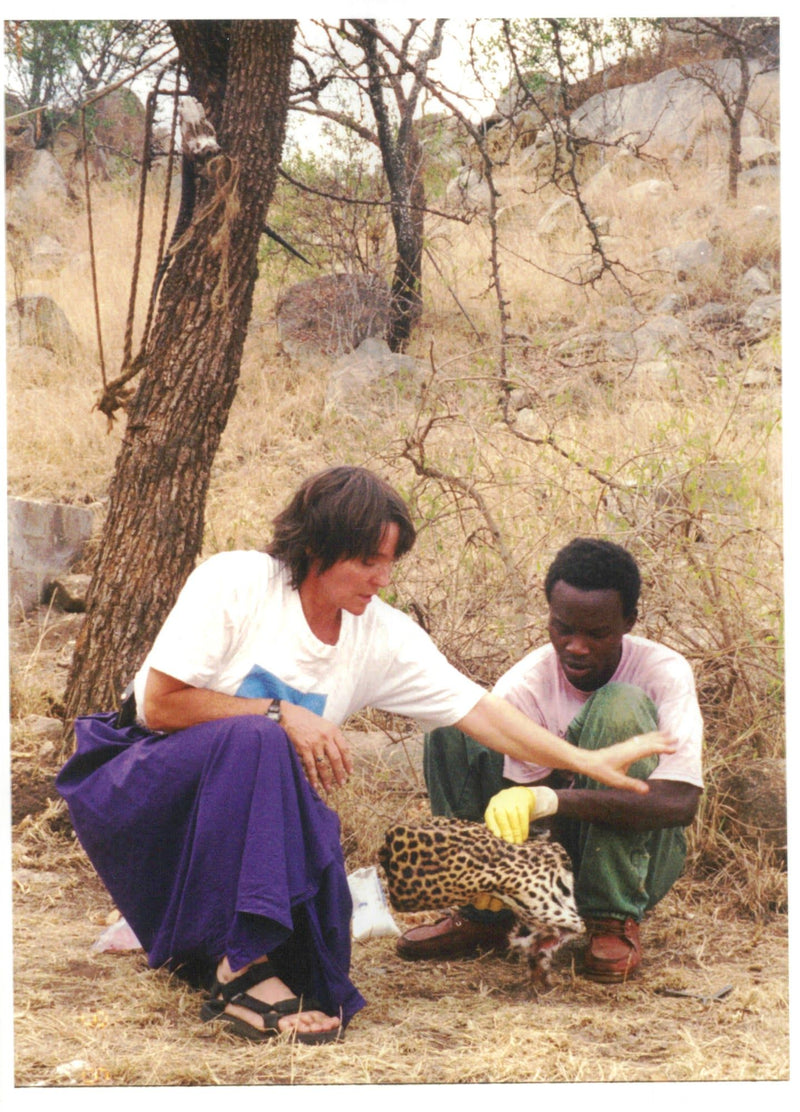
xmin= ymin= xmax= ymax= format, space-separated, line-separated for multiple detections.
xmin=200 ymin=963 xmax=342 ymax=1045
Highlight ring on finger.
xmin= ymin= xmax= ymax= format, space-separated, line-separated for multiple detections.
xmin=315 ymin=755 xmax=325 ymax=763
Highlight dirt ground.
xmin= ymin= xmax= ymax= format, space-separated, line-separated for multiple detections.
xmin=5 ymin=606 xmax=793 ymax=1097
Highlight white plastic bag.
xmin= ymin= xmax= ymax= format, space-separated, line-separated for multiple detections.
xmin=91 ymin=916 xmax=142 ymax=952
xmin=347 ymin=866 xmax=400 ymax=940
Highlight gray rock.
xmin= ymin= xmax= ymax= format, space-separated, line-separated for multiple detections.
xmin=622 ymin=178 xmax=672 ymax=204
xmin=742 ymin=294 xmax=781 ymax=336
xmin=347 ymin=728 xmax=424 ymax=782
xmin=28 ymin=234 xmax=68 ymax=276
xmin=7 ymin=497 xmax=97 ymax=614
xmin=446 ymin=167 xmax=491 ymax=212
xmin=607 ymin=315 xmax=691 ymax=362
xmin=653 ymin=239 xmax=720 ymax=282
xmin=276 ymin=273 xmax=391 ymax=358
xmin=689 ymin=302 xmax=738 ymax=328
xmin=629 ymin=359 xmax=674 ymax=385
xmin=537 ymin=195 xmax=581 ymax=236
xmin=740 ymin=136 xmax=779 ymax=166
xmin=325 ymin=337 xmax=425 ymax=418
xmin=6 ymin=148 xmax=68 ymax=211
xmin=739 ymin=266 xmax=772 ymax=298
xmin=571 ymin=62 xmax=778 ymax=164
xmin=46 ymin=573 xmax=92 ymax=613
xmin=746 ymin=204 xmax=778 ymax=226
xmin=655 ymin=293 xmax=687 ymax=315
xmin=6 ymin=295 xmax=79 ymax=360
xmin=740 ymin=165 xmax=780 ymax=187
xmin=718 ymin=758 xmax=786 ymax=862
xmin=15 ymin=715 xmax=64 ymax=746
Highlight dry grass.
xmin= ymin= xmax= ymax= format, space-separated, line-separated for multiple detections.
xmin=10 ymin=782 xmax=790 ymax=1088
xmin=6 ymin=129 xmax=787 ymax=1092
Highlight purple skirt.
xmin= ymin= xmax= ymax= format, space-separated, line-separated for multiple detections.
xmin=56 ymin=712 xmax=365 ymax=1025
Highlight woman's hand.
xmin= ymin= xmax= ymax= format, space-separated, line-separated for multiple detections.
xmin=580 ymin=731 xmax=677 ymax=792
xmin=279 ymin=702 xmax=353 ymax=793
xmin=142 ymin=670 xmax=352 ymax=793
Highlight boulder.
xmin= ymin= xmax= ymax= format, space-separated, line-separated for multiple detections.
xmin=607 ymin=315 xmax=691 ymax=362
xmin=688 ymin=302 xmax=739 ymax=328
xmin=7 ymin=497 xmax=97 ymax=614
xmin=325 ymin=337 xmax=425 ymax=418
xmin=740 ymin=136 xmax=779 ymax=166
xmin=446 ymin=167 xmax=491 ymax=213
xmin=6 ymin=148 xmax=68 ymax=213
xmin=738 ymin=267 xmax=772 ymax=298
xmin=537 ymin=195 xmax=581 ymax=237
xmin=718 ymin=758 xmax=787 ymax=862
xmin=6 ymin=295 xmax=79 ymax=360
xmin=655 ymin=293 xmax=688 ymax=315
xmin=46 ymin=573 xmax=92 ymax=613
xmin=276 ymin=273 xmax=391 ymax=358
xmin=652 ymin=239 xmax=720 ymax=282
xmin=746 ymin=204 xmax=778 ymax=227
xmin=570 ymin=62 xmax=778 ymax=164
xmin=740 ymin=165 xmax=780 ymax=188
xmin=28 ymin=234 xmax=69 ymax=276
xmin=14 ymin=715 xmax=65 ymax=748
xmin=742 ymin=294 xmax=781 ymax=337
xmin=622 ymin=178 xmax=672 ymax=204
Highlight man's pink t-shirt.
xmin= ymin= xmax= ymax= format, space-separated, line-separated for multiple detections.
xmin=494 ymin=634 xmax=703 ymax=788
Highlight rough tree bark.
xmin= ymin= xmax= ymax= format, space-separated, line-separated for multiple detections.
xmin=63 ymin=20 xmax=296 ymax=724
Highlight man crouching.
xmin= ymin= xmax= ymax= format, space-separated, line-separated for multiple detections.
xmin=397 ymin=537 xmax=703 ymax=982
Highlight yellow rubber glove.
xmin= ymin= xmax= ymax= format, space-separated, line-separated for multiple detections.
xmin=484 ymin=786 xmax=559 ymax=844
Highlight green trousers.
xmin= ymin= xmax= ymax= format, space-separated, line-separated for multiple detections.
xmin=423 ymin=682 xmax=687 ymax=922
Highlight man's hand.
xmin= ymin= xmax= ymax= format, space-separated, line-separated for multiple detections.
xmin=485 ymin=785 xmax=559 ymax=844
xmin=279 ymin=702 xmax=353 ymax=793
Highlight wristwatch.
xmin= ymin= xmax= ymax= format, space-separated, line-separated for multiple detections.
xmin=264 ymin=698 xmax=282 ymax=723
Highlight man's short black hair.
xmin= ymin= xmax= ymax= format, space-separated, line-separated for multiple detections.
xmin=544 ymin=537 xmax=641 ymax=619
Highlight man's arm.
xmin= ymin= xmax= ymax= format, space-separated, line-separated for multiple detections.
xmin=553 ymin=779 xmax=701 ymax=832
xmin=486 ymin=778 xmax=700 ymax=843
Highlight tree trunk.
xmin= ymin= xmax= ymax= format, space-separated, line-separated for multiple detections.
xmin=63 ymin=20 xmax=296 ymax=723
xmin=357 ymin=20 xmax=428 ymax=354
xmin=387 ymin=126 xmax=425 ymax=353
xmin=726 ymin=51 xmax=750 ymax=202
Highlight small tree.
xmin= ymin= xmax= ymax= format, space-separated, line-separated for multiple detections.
xmin=4 ymin=20 xmax=169 ymax=146
xmin=292 ymin=18 xmax=445 ymax=351
xmin=664 ymin=17 xmax=779 ymax=200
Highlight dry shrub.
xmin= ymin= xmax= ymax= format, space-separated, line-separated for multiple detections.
xmin=360 ymin=345 xmax=783 ymax=912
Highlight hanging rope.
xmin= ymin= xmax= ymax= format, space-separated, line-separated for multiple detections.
xmin=143 ymin=68 xmax=182 ymax=345
xmin=81 ymin=106 xmax=107 ymax=390
xmin=92 ymin=66 xmax=183 ymax=426
xmin=82 ymin=73 xmax=244 ymax=425
xmin=61 ymin=44 xmax=178 ymax=427
xmin=121 ymin=85 xmax=158 ymax=372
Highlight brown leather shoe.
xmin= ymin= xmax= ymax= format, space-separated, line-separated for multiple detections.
xmin=396 ymin=911 xmax=510 ymax=961
xmin=582 ymin=917 xmax=642 ymax=982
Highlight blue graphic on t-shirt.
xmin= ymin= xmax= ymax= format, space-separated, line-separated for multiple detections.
xmin=236 ymin=665 xmax=327 ymax=716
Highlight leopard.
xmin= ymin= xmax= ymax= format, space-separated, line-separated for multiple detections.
xmin=378 ymin=817 xmax=584 ymax=989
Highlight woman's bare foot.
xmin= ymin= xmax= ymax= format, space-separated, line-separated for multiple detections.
xmin=216 ymin=956 xmax=340 ymax=1038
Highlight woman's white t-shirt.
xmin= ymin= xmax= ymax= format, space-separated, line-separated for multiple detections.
xmin=134 ymin=551 xmax=484 ymax=730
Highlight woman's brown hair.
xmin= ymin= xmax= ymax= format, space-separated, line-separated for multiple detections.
xmin=266 ymin=466 xmax=416 ymax=588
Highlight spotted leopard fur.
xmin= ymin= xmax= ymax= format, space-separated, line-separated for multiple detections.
xmin=378 ymin=817 xmax=584 ymax=988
